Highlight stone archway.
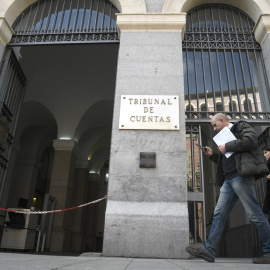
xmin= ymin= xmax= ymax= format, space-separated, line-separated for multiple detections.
xmin=0 ymin=0 xmax=147 ymax=46
xmin=1 ymin=0 xmax=147 ymax=27
xmin=162 ymin=0 xmax=269 ymax=22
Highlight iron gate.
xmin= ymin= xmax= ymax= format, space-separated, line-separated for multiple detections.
xmin=9 ymin=0 xmax=119 ymax=46
xmin=0 ymin=49 xmax=26 ymax=199
xmin=186 ymin=125 xmax=206 ymax=245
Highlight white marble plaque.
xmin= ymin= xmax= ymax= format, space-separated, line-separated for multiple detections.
xmin=119 ymin=95 xmax=179 ymax=130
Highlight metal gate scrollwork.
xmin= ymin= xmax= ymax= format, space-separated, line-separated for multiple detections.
xmin=183 ymin=4 xmax=270 ymax=123
xmin=9 ymin=0 xmax=119 ymax=46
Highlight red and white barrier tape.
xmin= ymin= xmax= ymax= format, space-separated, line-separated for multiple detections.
xmin=0 ymin=195 xmax=108 ymax=215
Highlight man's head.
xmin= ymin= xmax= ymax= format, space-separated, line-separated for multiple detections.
xmin=263 ymin=145 xmax=270 ymax=160
xmin=211 ymin=113 xmax=230 ymax=132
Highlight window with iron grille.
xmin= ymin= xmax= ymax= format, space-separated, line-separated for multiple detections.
xmin=183 ymin=4 xmax=270 ymax=122
xmin=9 ymin=0 xmax=119 ymax=45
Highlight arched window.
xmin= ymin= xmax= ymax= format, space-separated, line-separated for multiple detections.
xmin=216 ymin=102 xmax=223 ymax=112
xmin=229 ymin=101 xmax=237 ymax=111
xmin=183 ymin=4 xmax=270 ymax=120
xmin=200 ymin=104 xmax=207 ymax=111
xmin=243 ymin=99 xmax=253 ymax=112
xmin=10 ymin=0 xmax=119 ymax=45
xmin=186 ymin=104 xmax=194 ymax=111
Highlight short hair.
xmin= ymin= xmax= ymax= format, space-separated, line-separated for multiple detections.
xmin=263 ymin=145 xmax=270 ymax=151
xmin=213 ymin=113 xmax=229 ymax=122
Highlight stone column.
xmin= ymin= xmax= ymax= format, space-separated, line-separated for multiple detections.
xmin=69 ymin=159 xmax=91 ymax=252
xmin=253 ymin=14 xmax=270 ymax=109
xmin=103 ymin=13 xmax=189 ymax=259
xmin=49 ymin=139 xmax=77 ymax=252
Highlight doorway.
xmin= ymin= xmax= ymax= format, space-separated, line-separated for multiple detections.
xmin=1 ymin=43 xmax=119 ymax=252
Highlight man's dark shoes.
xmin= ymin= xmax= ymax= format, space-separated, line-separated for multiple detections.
xmin=253 ymin=253 xmax=270 ymax=264
xmin=185 ymin=246 xmax=215 ymax=262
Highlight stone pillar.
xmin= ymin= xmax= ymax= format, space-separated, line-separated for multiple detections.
xmin=103 ymin=13 xmax=189 ymax=259
xmin=49 ymin=139 xmax=77 ymax=252
xmin=69 ymin=159 xmax=91 ymax=252
xmin=253 ymin=14 xmax=270 ymax=109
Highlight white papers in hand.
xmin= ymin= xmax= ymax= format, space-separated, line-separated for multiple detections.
xmin=213 ymin=126 xmax=237 ymax=158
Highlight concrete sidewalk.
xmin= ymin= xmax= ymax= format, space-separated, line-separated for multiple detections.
xmin=0 ymin=252 xmax=269 ymax=270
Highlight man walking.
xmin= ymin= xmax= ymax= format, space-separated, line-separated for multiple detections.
xmin=185 ymin=113 xmax=270 ymax=264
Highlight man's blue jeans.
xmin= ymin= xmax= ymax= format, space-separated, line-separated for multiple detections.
xmin=203 ymin=175 xmax=270 ymax=257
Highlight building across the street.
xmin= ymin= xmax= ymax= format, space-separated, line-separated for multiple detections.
xmin=0 ymin=0 xmax=269 ymax=259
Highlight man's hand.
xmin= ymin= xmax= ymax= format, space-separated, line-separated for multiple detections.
xmin=218 ymin=144 xmax=226 ymax=154
xmin=202 ymin=146 xmax=213 ymax=156
xmin=267 ymin=174 xmax=270 ymax=180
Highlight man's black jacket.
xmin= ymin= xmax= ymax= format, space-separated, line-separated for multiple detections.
xmin=209 ymin=121 xmax=269 ymax=186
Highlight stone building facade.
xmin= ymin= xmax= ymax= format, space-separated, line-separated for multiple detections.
xmin=0 ymin=0 xmax=269 ymax=259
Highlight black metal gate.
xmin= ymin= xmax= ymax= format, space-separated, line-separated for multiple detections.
xmin=186 ymin=125 xmax=206 ymax=245
xmin=251 ymin=127 xmax=270 ymax=256
xmin=183 ymin=4 xmax=270 ymax=123
xmin=0 ymin=49 xmax=26 ymax=199
xmin=9 ymin=0 xmax=119 ymax=46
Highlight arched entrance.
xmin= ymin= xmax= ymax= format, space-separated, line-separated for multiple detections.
xmin=0 ymin=0 xmax=120 ymax=253
xmin=184 ymin=4 xmax=270 ymax=257
xmin=9 ymin=0 xmax=119 ymax=46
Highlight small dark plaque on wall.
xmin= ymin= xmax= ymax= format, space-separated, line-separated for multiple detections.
xmin=140 ymin=152 xmax=156 ymax=168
